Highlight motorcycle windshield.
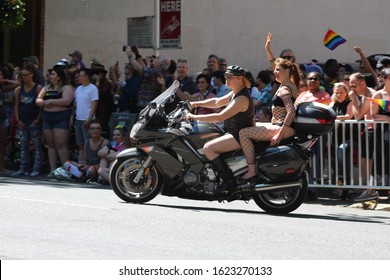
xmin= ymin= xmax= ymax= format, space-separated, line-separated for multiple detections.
xmin=131 ymin=80 xmax=180 ymax=139
xmin=138 ymin=80 xmax=180 ymax=118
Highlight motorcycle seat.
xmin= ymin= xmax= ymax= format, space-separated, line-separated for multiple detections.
xmin=219 ymin=135 xmax=309 ymax=160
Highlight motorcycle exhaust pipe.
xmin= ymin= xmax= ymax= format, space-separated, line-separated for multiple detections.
xmin=239 ymin=180 xmax=303 ymax=193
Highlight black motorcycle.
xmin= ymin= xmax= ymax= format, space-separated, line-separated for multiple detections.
xmin=109 ymin=81 xmax=336 ymax=214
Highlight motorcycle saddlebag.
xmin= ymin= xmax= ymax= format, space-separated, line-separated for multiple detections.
xmin=292 ymin=102 xmax=336 ymax=137
xmin=258 ymin=145 xmax=306 ymax=181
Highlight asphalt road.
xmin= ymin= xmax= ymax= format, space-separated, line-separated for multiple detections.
xmin=1 ymin=176 xmax=389 ymax=260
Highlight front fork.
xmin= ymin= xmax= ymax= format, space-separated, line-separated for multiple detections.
xmin=133 ymin=155 xmax=152 ymax=183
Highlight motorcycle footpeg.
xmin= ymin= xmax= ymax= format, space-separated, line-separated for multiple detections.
xmin=236 ymin=177 xmax=257 ymax=184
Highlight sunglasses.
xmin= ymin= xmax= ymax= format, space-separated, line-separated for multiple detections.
xmin=307 ymin=77 xmax=320 ymax=81
xmin=177 ymin=59 xmax=188 ymax=63
xmin=282 ymin=56 xmax=294 ymax=60
xmin=224 ymin=74 xmax=238 ymax=80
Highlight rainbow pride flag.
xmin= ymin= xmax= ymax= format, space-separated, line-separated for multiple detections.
xmin=323 ymin=29 xmax=347 ymax=50
xmin=366 ymin=97 xmax=390 ymax=112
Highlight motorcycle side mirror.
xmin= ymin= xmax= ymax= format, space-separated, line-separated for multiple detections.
xmin=183 ymin=100 xmax=192 ymax=111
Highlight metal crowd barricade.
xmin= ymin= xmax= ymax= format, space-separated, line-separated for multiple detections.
xmin=309 ymin=120 xmax=390 ymax=191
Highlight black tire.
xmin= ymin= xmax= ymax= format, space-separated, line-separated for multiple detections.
xmin=253 ymin=174 xmax=308 ymax=214
xmin=109 ymin=156 xmax=162 ymax=203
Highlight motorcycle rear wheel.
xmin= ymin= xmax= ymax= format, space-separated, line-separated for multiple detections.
xmin=253 ymin=174 xmax=308 ymax=214
xmin=110 ymin=156 xmax=162 ymax=203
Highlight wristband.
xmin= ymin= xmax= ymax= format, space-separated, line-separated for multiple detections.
xmin=270 ymin=58 xmax=276 ymax=62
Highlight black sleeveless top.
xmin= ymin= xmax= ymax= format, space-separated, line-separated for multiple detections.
xmin=224 ymin=88 xmax=255 ymax=136
xmin=43 ymin=86 xmax=73 ymax=108
xmin=272 ymin=84 xmax=295 ymax=107
xmin=272 ymin=94 xmax=285 ymax=107
xmin=19 ymin=83 xmax=40 ymax=125
xmin=332 ymin=99 xmax=351 ymax=116
xmin=332 ymin=99 xmax=354 ymax=143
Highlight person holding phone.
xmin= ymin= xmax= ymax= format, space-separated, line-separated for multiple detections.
xmin=126 ymin=48 xmax=172 ymax=110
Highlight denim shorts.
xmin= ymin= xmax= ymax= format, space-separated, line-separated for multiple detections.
xmin=0 ymin=119 xmax=9 ymax=129
xmin=41 ymin=110 xmax=72 ymax=130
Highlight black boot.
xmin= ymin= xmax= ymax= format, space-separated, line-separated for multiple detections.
xmin=210 ymin=157 xmax=237 ymax=194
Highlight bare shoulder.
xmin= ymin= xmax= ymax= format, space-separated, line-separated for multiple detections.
xmin=63 ymin=85 xmax=75 ymax=95
xmin=372 ymin=89 xmax=387 ymax=99
xmin=279 ymin=85 xmax=293 ymax=97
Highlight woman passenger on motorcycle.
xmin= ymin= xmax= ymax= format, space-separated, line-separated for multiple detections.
xmin=239 ymin=58 xmax=300 ymax=180
xmin=186 ymin=65 xmax=255 ymax=193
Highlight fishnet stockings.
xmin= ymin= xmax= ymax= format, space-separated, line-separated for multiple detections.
xmin=239 ymin=124 xmax=281 ymax=164
xmin=240 ymin=89 xmax=296 ymax=165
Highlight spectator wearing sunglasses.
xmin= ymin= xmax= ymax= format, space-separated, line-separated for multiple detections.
xmin=63 ymin=120 xmax=109 ymax=182
xmin=280 ymin=49 xmax=296 ymax=63
xmin=294 ymin=71 xmax=331 ymax=200
xmin=295 ymin=72 xmax=331 ymax=106
xmin=348 ymin=72 xmax=376 ymax=199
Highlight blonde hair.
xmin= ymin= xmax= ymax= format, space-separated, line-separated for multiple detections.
xmin=332 ymin=82 xmax=349 ymax=102
xmin=243 ymin=77 xmax=252 ymax=89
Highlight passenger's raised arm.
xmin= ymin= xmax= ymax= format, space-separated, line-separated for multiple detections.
xmin=265 ymin=33 xmax=276 ymax=69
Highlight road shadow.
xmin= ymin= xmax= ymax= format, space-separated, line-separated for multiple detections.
xmin=3 ymin=175 xmax=388 ymax=225
xmin=144 ymin=202 xmax=390 ymax=225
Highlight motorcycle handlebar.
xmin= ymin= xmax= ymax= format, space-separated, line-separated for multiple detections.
xmin=167 ymin=101 xmax=191 ymax=128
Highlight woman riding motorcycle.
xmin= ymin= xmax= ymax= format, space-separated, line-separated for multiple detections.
xmin=186 ymin=65 xmax=255 ymax=193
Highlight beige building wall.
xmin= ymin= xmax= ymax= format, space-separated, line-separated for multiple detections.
xmin=44 ymin=0 xmax=389 ymax=75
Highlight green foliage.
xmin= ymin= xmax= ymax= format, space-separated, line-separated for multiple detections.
xmin=0 ymin=0 xmax=26 ymax=30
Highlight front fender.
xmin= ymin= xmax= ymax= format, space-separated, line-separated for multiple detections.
xmin=109 ymin=148 xmax=145 ymax=185
xmin=115 ymin=147 xmax=142 ymax=158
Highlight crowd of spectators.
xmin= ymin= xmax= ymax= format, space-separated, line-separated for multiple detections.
xmin=1 ymin=43 xmax=390 ymax=201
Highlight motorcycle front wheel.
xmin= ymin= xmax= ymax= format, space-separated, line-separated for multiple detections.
xmin=253 ymin=173 xmax=308 ymax=214
xmin=110 ymin=156 xmax=162 ymax=203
